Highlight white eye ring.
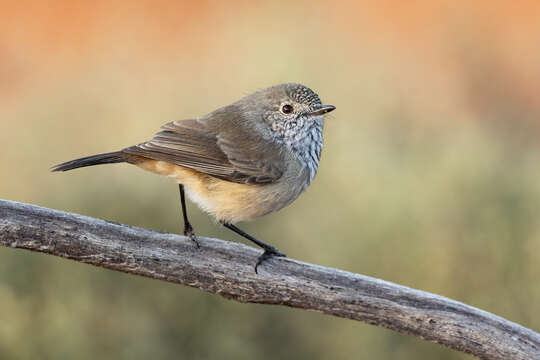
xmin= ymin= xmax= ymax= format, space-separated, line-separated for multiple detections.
xmin=281 ymin=104 xmax=294 ymax=114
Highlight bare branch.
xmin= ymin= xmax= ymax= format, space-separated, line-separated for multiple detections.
xmin=0 ymin=199 xmax=538 ymax=359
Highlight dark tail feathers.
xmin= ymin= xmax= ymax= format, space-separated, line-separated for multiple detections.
xmin=51 ymin=151 xmax=127 ymax=172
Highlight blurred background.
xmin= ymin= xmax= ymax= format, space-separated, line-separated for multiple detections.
xmin=1 ymin=1 xmax=540 ymax=359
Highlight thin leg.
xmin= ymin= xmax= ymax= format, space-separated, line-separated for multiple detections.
xmin=221 ymin=222 xmax=285 ymax=273
xmin=179 ymin=184 xmax=200 ymax=248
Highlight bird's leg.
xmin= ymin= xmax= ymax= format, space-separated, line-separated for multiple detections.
xmin=179 ymin=184 xmax=200 ymax=248
xmin=220 ymin=222 xmax=285 ymax=273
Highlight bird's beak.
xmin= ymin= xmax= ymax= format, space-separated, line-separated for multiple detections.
xmin=309 ymin=104 xmax=336 ymax=116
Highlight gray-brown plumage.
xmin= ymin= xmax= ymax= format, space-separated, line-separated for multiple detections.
xmin=52 ymin=83 xmax=335 ymax=272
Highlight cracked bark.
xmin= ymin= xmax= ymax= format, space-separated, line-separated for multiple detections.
xmin=0 ymin=199 xmax=539 ymax=360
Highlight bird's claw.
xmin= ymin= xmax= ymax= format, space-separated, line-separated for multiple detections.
xmin=184 ymin=223 xmax=200 ymax=249
xmin=255 ymin=247 xmax=286 ymax=274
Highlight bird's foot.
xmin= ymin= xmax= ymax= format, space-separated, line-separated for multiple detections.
xmin=255 ymin=247 xmax=286 ymax=274
xmin=184 ymin=223 xmax=200 ymax=249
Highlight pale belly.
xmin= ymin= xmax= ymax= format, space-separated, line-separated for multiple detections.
xmin=135 ymin=159 xmax=292 ymax=223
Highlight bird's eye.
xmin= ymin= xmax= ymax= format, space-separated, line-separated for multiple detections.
xmin=281 ymin=104 xmax=293 ymax=114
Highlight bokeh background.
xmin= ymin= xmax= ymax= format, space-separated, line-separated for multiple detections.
xmin=2 ymin=1 xmax=540 ymax=359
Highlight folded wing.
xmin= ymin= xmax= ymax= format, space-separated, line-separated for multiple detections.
xmin=123 ymin=119 xmax=284 ymax=184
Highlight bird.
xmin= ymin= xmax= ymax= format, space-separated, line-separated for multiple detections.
xmin=51 ymin=83 xmax=335 ymax=272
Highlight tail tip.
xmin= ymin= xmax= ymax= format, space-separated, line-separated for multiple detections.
xmin=50 ymin=161 xmax=76 ymax=172
xmin=50 ymin=165 xmax=64 ymax=172
xmin=50 ymin=151 xmax=125 ymax=173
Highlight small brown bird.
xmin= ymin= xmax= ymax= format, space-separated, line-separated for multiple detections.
xmin=52 ymin=83 xmax=335 ymax=272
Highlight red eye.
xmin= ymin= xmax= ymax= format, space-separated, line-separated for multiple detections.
xmin=281 ymin=104 xmax=293 ymax=114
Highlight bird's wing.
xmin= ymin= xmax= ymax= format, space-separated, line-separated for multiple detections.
xmin=123 ymin=119 xmax=285 ymax=184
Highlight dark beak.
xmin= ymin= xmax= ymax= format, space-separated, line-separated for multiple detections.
xmin=309 ymin=104 xmax=336 ymax=116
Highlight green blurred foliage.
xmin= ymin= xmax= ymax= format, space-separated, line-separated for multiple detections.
xmin=1 ymin=2 xmax=540 ymax=359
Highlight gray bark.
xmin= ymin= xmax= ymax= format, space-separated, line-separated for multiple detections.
xmin=0 ymin=199 xmax=539 ymax=360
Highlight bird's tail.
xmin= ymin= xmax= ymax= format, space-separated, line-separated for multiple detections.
xmin=51 ymin=151 xmax=127 ymax=172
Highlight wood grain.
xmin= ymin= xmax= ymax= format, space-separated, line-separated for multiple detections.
xmin=0 ymin=199 xmax=538 ymax=360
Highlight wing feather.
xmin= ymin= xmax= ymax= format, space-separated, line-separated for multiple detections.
xmin=123 ymin=118 xmax=284 ymax=184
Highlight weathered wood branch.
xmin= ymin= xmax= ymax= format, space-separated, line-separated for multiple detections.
xmin=0 ymin=199 xmax=538 ymax=359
